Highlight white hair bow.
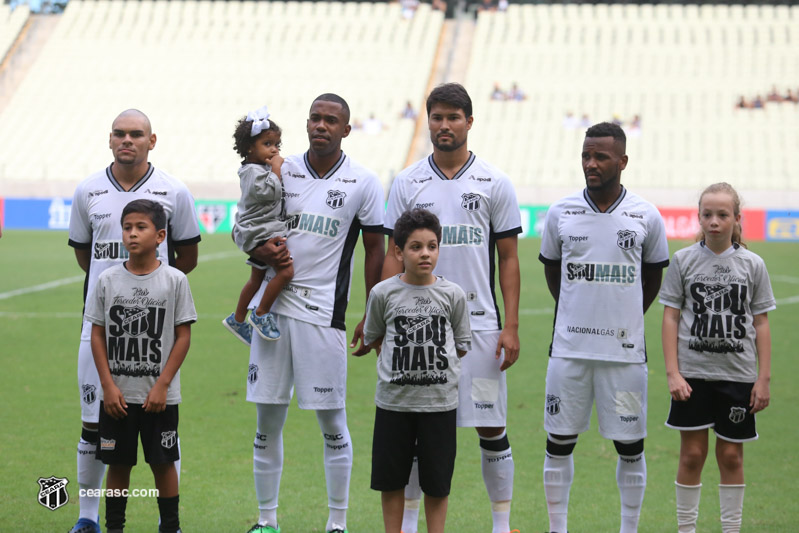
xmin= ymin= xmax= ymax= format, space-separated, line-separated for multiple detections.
xmin=247 ymin=105 xmax=271 ymax=137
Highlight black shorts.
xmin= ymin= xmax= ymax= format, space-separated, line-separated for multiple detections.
xmin=370 ymin=407 xmax=456 ymax=498
xmin=666 ymin=379 xmax=757 ymax=442
xmin=97 ymin=403 xmax=180 ymax=465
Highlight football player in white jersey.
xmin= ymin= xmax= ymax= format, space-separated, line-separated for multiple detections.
xmin=67 ymin=109 xmax=200 ymax=533
xmin=382 ymin=83 xmax=522 ymax=533
xmin=538 ymin=122 xmax=669 ymax=533
xmin=244 ymin=94 xmax=385 ymax=533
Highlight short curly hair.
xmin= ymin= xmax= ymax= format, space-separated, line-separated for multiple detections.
xmin=232 ymin=116 xmax=282 ymax=162
xmin=393 ymin=208 xmax=442 ymax=250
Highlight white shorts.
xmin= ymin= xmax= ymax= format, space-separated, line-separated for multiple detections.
xmin=544 ymin=358 xmax=647 ymax=441
xmin=456 ymin=330 xmax=507 ymax=428
xmin=246 ymin=314 xmax=347 ymax=410
xmin=78 ymin=320 xmax=102 ymax=423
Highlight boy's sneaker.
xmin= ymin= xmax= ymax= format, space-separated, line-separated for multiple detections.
xmin=248 ymin=311 xmax=280 ymax=341
xmin=222 ymin=312 xmax=252 ymax=346
xmin=327 ymin=529 xmax=348 ymax=533
xmin=247 ymin=524 xmax=280 ymax=533
xmin=69 ymin=518 xmax=101 ymax=533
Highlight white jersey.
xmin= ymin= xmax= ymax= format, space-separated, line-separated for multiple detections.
xmin=68 ymin=164 xmax=201 ymax=308
xmin=252 ymin=151 xmax=384 ymax=330
xmin=539 ymin=186 xmax=669 ymax=363
xmin=659 ymin=242 xmax=776 ymax=382
xmin=385 ymin=153 xmax=522 ymax=331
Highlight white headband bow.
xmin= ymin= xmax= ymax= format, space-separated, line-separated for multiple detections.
xmin=247 ymin=105 xmax=271 ymax=137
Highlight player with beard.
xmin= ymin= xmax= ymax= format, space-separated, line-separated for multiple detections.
xmin=382 ymin=83 xmax=522 ymax=533
xmin=538 ymin=122 xmax=669 ymax=533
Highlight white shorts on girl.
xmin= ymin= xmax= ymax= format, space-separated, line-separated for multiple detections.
xmin=544 ymin=357 xmax=648 ymax=441
xmin=246 ymin=313 xmax=347 ymax=410
xmin=456 ymin=330 xmax=508 ymax=428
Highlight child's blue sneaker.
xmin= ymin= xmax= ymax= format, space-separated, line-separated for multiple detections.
xmin=69 ymin=518 xmax=101 ymax=533
xmin=222 ymin=312 xmax=252 ymax=346
xmin=248 ymin=311 xmax=280 ymax=341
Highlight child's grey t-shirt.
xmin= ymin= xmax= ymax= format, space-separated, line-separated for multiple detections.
xmin=364 ymin=275 xmax=472 ymax=412
xmin=659 ymin=242 xmax=776 ymax=382
xmin=84 ymin=262 xmax=197 ymax=404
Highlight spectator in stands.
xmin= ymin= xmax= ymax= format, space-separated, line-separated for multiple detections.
xmin=735 ymin=96 xmax=750 ymax=109
xmin=399 ymin=0 xmax=419 ymax=19
xmin=498 ymin=0 xmax=509 ymax=12
xmin=507 ymin=83 xmax=527 ymax=101
xmin=628 ymin=115 xmax=642 ymax=138
xmin=752 ymin=95 xmax=764 ymax=109
xmin=785 ymin=89 xmax=798 ymax=104
xmin=363 ymin=113 xmax=384 ymax=135
xmin=563 ymin=111 xmax=578 ymax=130
xmin=579 ymin=114 xmax=592 ymax=128
xmin=478 ymin=0 xmax=498 ymax=12
xmin=401 ymin=101 xmax=418 ymax=120
xmin=767 ymin=85 xmax=783 ymax=103
xmin=491 ymin=83 xmax=506 ymax=101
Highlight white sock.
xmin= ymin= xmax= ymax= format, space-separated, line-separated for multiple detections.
xmin=254 ymin=404 xmax=288 ymax=527
xmin=480 ymin=432 xmax=514 ymax=533
xmin=402 ymin=456 xmax=422 ymax=533
xmin=617 ymin=452 xmax=647 ymax=533
xmin=175 ymin=437 xmax=181 ymax=484
xmin=77 ymin=435 xmax=105 ymax=522
xmin=675 ymin=482 xmax=701 ymax=533
xmin=719 ymin=484 xmax=745 ymax=533
xmin=316 ymin=408 xmax=352 ymax=531
xmin=543 ymin=453 xmax=573 ymax=533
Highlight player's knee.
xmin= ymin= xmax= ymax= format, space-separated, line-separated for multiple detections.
xmin=479 ymin=432 xmax=510 ymax=452
xmin=613 ymin=438 xmax=644 ymax=456
xmin=716 ymin=442 xmax=743 ymax=471
xmin=679 ymin=444 xmax=707 ymax=470
xmin=546 ymin=434 xmax=578 ymax=456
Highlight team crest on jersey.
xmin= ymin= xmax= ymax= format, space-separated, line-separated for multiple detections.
xmin=161 ymin=431 xmax=177 ymax=449
xmin=406 ymin=316 xmax=434 ymax=346
xmin=460 ymin=193 xmax=481 ymax=212
xmin=121 ymin=307 xmax=149 ymax=336
xmin=81 ymin=384 xmax=97 ymax=405
xmin=37 ymin=476 xmax=69 ymax=511
xmin=546 ymin=394 xmax=561 ymax=415
xmin=616 ymin=229 xmax=637 ymax=250
xmin=248 ymin=364 xmax=259 ymax=384
xmin=326 ymin=190 xmax=347 ymax=209
xmin=728 ymin=406 xmax=746 ymax=424
xmin=702 ymin=285 xmax=733 ymax=313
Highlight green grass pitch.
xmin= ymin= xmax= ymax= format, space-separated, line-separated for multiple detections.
xmin=1 ymin=231 xmax=797 ymax=532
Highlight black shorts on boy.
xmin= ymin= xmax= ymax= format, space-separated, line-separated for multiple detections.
xmin=371 ymin=407 xmax=456 ymax=498
xmin=666 ymin=379 xmax=757 ymax=442
xmin=98 ymin=404 xmax=180 ymax=465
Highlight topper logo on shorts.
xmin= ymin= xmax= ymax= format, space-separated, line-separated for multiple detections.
xmin=161 ymin=431 xmax=176 ymax=449
xmin=616 ymin=229 xmax=637 ymax=250
xmin=461 ymin=192 xmax=481 ymax=212
xmin=729 ymin=406 xmax=746 ymax=424
xmin=475 ymin=402 xmax=494 ymax=410
xmin=546 ymin=394 xmax=561 ymax=415
xmin=37 ymin=476 xmax=69 ymax=511
xmin=620 ymin=415 xmax=639 ymax=423
xmin=326 ymin=190 xmax=346 ymax=209
xmin=314 ymin=387 xmax=333 ymax=394
xmin=248 ymin=364 xmax=258 ymax=384
xmin=81 ymin=384 xmax=97 ymax=405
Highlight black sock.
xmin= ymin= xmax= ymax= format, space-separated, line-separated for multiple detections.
xmin=157 ymin=495 xmax=180 ymax=533
xmin=105 ymin=496 xmax=128 ymax=530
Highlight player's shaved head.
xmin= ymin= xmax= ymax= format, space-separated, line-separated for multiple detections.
xmin=585 ymin=122 xmax=626 ymax=154
xmin=311 ymin=94 xmax=350 ymax=123
xmin=112 ymin=109 xmax=152 ymax=135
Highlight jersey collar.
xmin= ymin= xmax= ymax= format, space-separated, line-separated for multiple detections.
xmin=303 ymin=151 xmax=346 ymax=180
xmin=583 ymin=184 xmax=626 ymax=213
xmin=106 ymin=162 xmax=154 ymax=192
xmin=428 ymin=151 xmax=475 ymax=181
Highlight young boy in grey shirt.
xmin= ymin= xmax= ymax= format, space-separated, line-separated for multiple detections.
xmin=85 ymin=199 xmax=196 ymax=533
xmin=363 ymin=208 xmax=471 ymax=533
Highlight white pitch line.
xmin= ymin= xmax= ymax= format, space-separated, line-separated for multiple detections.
xmin=0 ymin=275 xmax=85 ymax=301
